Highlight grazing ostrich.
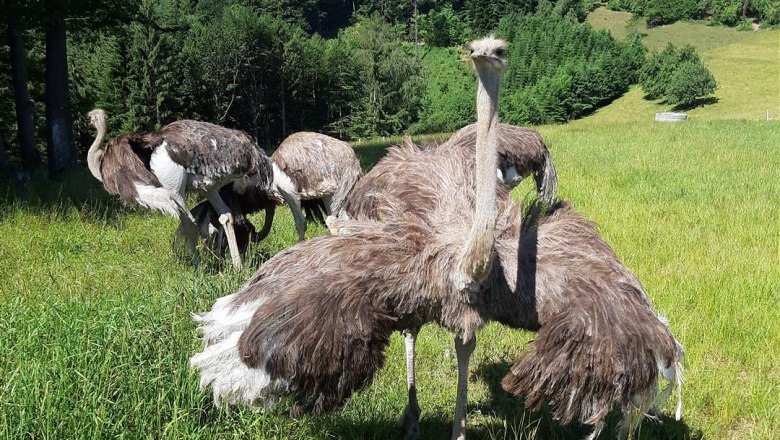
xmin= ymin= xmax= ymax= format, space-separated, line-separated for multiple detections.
xmin=183 ymin=184 xmax=281 ymax=261
xmin=190 ymin=36 xmax=509 ymax=440
xmin=86 ymin=109 xmax=273 ymax=269
xmin=270 ymin=132 xmax=363 ymax=241
xmin=443 ymin=122 xmax=556 ymax=200
xmin=341 ymin=124 xmax=556 ymax=226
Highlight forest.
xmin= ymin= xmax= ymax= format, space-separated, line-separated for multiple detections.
xmin=1 ymin=0 xmax=730 ymax=178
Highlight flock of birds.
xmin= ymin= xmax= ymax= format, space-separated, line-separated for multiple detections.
xmin=85 ymin=37 xmax=683 ymax=440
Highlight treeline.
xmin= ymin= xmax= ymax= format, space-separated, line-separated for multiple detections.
xmin=2 ymin=0 xmax=651 ymax=179
xmin=413 ymin=4 xmax=644 ymax=132
xmin=607 ymin=0 xmax=779 ymax=27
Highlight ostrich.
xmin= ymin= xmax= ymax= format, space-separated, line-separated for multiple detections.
xmin=341 ymin=124 xmax=556 ymax=226
xmin=190 ymin=37 xmax=683 ymax=440
xmin=270 ymin=132 xmax=363 ymax=241
xmin=190 ymin=36 xmax=509 ymax=440
xmin=443 ymin=122 xmax=556 ymax=200
xmin=86 ymin=109 xmax=273 ymax=269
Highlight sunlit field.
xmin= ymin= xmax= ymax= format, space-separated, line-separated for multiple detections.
xmin=1 ymin=118 xmax=777 ymax=439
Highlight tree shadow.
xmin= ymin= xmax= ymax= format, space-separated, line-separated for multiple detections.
xmin=670 ymin=97 xmax=719 ymax=112
xmin=0 ymin=167 xmax=128 ymax=224
xmin=470 ymin=360 xmax=705 ymax=440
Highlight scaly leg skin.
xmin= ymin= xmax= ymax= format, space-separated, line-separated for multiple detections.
xmin=451 ymin=334 xmax=476 ymax=440
xmin=206 ymin=190 xmax=242 ymax=270
xmin=175 ymin=205 xmax=200 ymax=267
xmin=400 ymin=328 xmax=421 ymax=440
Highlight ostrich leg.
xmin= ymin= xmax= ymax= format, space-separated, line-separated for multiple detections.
xmin=277 ymin=188 xmax=307 ymax=241
xmin=206 ymin=190 xmax=242 ymax=270
xmin=321 ymin=194 xmax=333 ymax=216
xmin=400 ymin=327 xmax=421 ymax=440
xmin=451 ymin=334 xmax=475 ymax=440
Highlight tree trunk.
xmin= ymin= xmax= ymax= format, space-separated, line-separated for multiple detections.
xmin=742 ymin=0 xmax=751 ymax=17
xmin=6 ymin=14 xmax=39 ymax=171
xmin=414 ymin=0 xmax=419 ymax=60
xmin=45 ymin=16 xmax=74 ymax=179
xmin=0 ymin=133 xmax=10 ymax=178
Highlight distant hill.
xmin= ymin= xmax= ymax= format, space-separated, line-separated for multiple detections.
xmin=586 ymin=6 xmax=757 ymax=52
xmin=581 ymin=8 xmax=779 ymax=123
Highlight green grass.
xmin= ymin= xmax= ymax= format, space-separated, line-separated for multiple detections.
xmin=2 ymin=119 xmax=778 ymax=439
xmin=586 ymin=6 xmax=758 ymax=52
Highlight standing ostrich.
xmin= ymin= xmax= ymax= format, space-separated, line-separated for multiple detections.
xmin=190 ymin=36 xmax=509 ymax=440
xmin=270 ymin=132 xmax=363 ymax=241
xmin=190 ymin=36 xmax=683 ymax=440
xmin=86 ymin=109 xmax=273 ymax=269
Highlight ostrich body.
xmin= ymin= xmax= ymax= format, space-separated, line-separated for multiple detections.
xmin=190 ymin=37 xmax=508 ymax=440
xmin=87 ymin=110 xmax=273 ymax=269
xmin=342 ymin=124 xmax=556 ymax=224
xmin=444 ymin=122 xmax=556 ymax=199
xmin=270 ymin=132 xmax=362 ymax=241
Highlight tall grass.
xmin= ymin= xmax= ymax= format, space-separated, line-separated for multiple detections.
xmin=1 ymin=119 xmax=777 ymax=439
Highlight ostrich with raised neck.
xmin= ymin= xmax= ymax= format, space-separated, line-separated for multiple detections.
xmin=189 ymin=37 xmax=508 ymax=440
xmin=86 ymin=109 xmax=275 ymax=269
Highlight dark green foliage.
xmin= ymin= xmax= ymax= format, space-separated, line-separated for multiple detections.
xmin=8 ymin=0 xmax=644 ymax=161
xmin=608 ymin=0 xmax=779 ymax=27
xmin=666 ymin=60 xmax=717 ymax=106
xmin=337 ymin=14 xmax=423 ymax=138
xmin=408 ymin=47 xmax=475 ymax=134
xmin=418 ymin=5 xmax=464 ymax=47
xmin=498 ymin=10 xmax=644 ymax=125
xmin=640 ymin=43 xmax=717 ymax=107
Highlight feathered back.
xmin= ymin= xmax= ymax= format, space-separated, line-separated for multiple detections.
xmin=148 ymin=120 xmax=274 ymax=191
xmin=443 ymin=123 xmax=550 ymax=181
xmin=271 ymin=132 xmax=362 ymax=214
xmin=100 ymin=134 xmax=161 ymax=204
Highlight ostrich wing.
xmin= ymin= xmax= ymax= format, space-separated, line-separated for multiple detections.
xmin=101 ymin=134 xmax=162 ymax=204
xmin=501 ymin=201 xmax=683 ymax=427
xmin=151 ymin=120 xmax=272 ymax=187
xmin=191 ymin=217 xmax=456 ymax=414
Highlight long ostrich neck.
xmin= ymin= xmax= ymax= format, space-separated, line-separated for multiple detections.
xmin=87 ymin=119 xmax=106 ymax=182
xmin=459 ymin=64 xmax=500 ymax=284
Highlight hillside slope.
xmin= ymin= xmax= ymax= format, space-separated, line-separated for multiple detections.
xmin=578 ymin=30 xmax=779 ymax=124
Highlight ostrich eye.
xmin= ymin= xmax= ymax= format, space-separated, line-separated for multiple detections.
xmin=495 ymin=48 xmax=506 ymax=57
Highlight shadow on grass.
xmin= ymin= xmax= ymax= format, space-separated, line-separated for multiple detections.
xmin=671 ymin=96 xmax=719 ymax=112
xmin=0 ymin=167 xmax=128 ymax=224
xmin=472 ymin=360 xmax=705 ymax=440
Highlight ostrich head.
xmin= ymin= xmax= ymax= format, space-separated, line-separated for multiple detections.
xmin=468 ymin=36 xmax=508 ymax=72
xmin=86 ymin=108 xmax=108 ymax=182
xmin=88 ymin=109 xmax=107 ymax=129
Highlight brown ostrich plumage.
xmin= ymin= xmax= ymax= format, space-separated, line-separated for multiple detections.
xmin=190 ymin=36 xmax=683 ymax=440
xmin=87 ymin=110 xmax=275 ymax=268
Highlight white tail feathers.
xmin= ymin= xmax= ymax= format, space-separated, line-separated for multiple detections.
xmin=189 ymin=332 xmax=288 ymax=407
xmin=190 ymin=293 xmax=289 ymax=407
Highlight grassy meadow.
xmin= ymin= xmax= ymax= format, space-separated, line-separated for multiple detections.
xmin=2 ymin=118 xmax=778 ymax=439
xmin=2 ymin=14 xmax=779 ymax=440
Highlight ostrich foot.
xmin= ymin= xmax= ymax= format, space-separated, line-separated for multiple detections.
xmin=399 ymin=383 xmax=421 ymax=440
